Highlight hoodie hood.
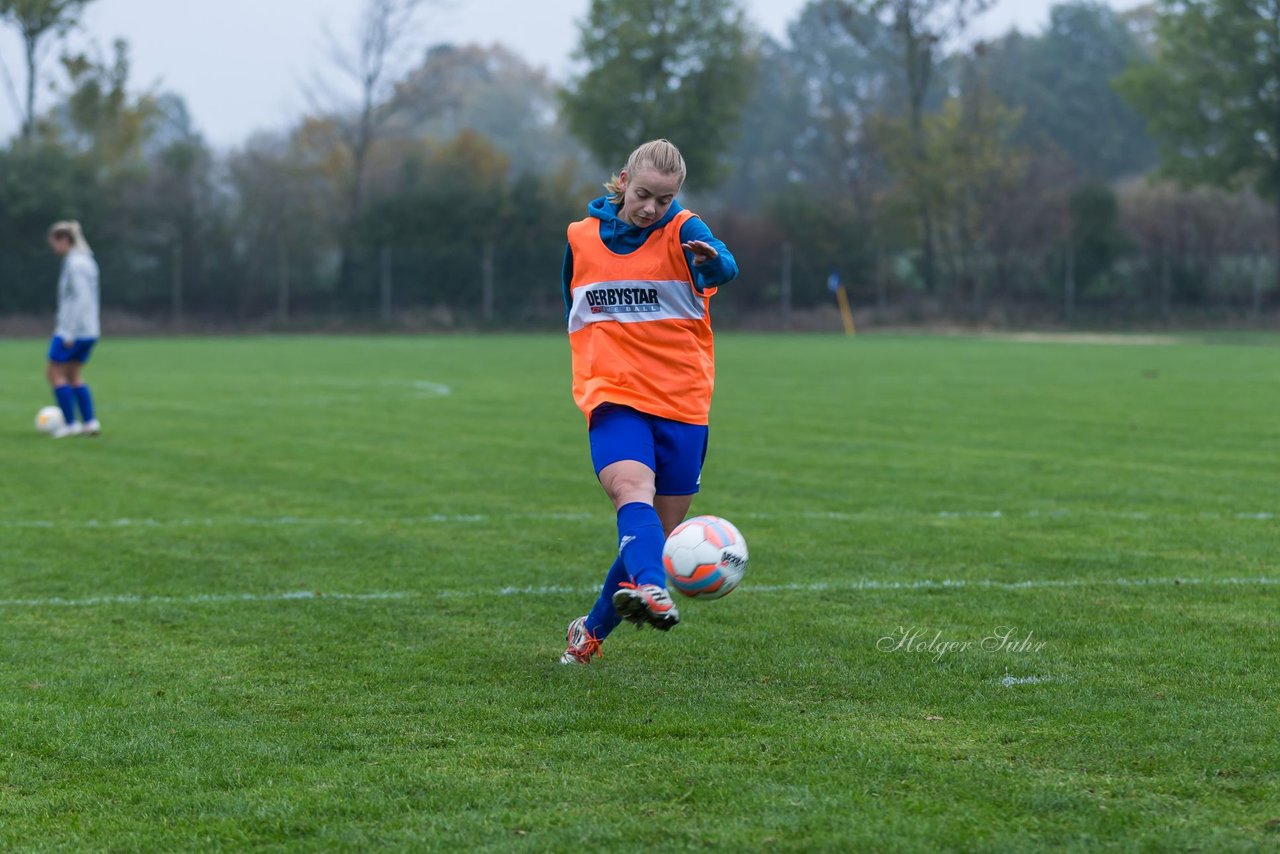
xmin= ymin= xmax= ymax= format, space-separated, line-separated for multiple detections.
xmin=562 ymin=194 xmax=739 ymax=311
xmin=587 ymin=195 xmax=684 ymax=254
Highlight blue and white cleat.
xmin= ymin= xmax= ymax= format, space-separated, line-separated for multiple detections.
xmin=50 ymin=422 xmax=83 ymax=439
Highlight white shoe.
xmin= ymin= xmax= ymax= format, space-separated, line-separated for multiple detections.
xmin=51 ymin=422 xmax=83 ymax=439
xmin=559 ymin=616 xmax=603 ymax=665
xmin=83 ymin=419 xmax=101 ymax=437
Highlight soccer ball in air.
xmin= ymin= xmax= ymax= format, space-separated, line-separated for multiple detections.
xmin=662 ymin=515 xmax=748 ymax=599
xmin=35 ymin=406 xmax=65 ymax=434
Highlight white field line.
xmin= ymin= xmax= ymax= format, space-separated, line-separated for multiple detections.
xmin=0 ymin=512 xmax=596 ymax=529
xmin=485 ymin=576 xmax=1280 ymax=597
xmin=0 ymin=509 xmax=1274 ymax=530
xmin=297 ymin=377 xmax=453 ymax=397
xmin=0 ymin=591 xmax=411 ymax=608
xmin=409 ymin=380 xmax=451 ymax=396
xmin=2 ymin=575 xmax=1277 ymax=610
xmin=80 ymin=379 xmax=455 ymax=412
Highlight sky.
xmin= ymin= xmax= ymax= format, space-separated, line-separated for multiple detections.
xmin=0 ymin=0 xmax=1119 ymax=149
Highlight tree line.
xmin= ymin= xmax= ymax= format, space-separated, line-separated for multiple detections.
xmin=0 ymin=0 xmax=1276 ymax=328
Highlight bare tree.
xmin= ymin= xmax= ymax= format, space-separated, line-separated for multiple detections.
xmin=311 ymin=0 xmax=437 ymax=295
xmin=0 ymin=0 xmax=93 ymax=141
xmin=839 ymin=0 xmax=989 ymax=292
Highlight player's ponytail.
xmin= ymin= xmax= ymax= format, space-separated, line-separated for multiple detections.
xmin=604 ymin=139 xmax=688 ymax=204
xmin=48 ymin=220 xmax=92 ymax=254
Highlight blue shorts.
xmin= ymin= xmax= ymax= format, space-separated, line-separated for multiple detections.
xmin=589 ymin=404 xmax=709 ymax=496
xmin=48 ymin=336 xmax=97 ymax=364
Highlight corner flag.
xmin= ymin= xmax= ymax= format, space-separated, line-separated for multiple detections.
xmin=828 ymin=269 xmax=855 ymax=337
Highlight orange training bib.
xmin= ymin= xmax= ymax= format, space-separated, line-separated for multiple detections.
xmin=566 ymin=209 xmax=716 ymax=425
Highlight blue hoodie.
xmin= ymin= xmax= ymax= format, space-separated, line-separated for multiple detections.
xmin=562 ymin=197 xmax=739 ymax=315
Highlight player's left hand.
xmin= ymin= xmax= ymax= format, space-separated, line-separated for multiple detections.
xmin=682 ymin=240 xmax=718 ymax=266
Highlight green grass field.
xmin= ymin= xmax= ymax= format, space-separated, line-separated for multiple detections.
xmin=2 ymin=333 xmax=1277 ymax=851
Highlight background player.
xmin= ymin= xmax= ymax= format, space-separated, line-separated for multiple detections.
xmin=46 ymin=221 xmax=102 ymax=438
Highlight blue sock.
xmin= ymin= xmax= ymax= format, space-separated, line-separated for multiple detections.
xmin=584 ymin=555 xmax=629 ymax=639
xmin=73 ymin=385 xmax=95 ymax=423
xmin=53 ymin=385 xmax=76 ymax=426
xmin=617 ymin=501 xmax=667 ymax=588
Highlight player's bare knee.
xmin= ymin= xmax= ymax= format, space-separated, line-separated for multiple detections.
xmin=601 ymin=469 xmax=655 ymax=505
xmin=607 ymin=479 xmax=655 ymax=507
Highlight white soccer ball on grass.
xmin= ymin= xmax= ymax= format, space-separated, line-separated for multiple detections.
xmin=35 ymin=406 xmax=65 ymax=434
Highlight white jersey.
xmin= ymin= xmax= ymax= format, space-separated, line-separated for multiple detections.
xmin=54 ymin=249 xmax=100 ymax=340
